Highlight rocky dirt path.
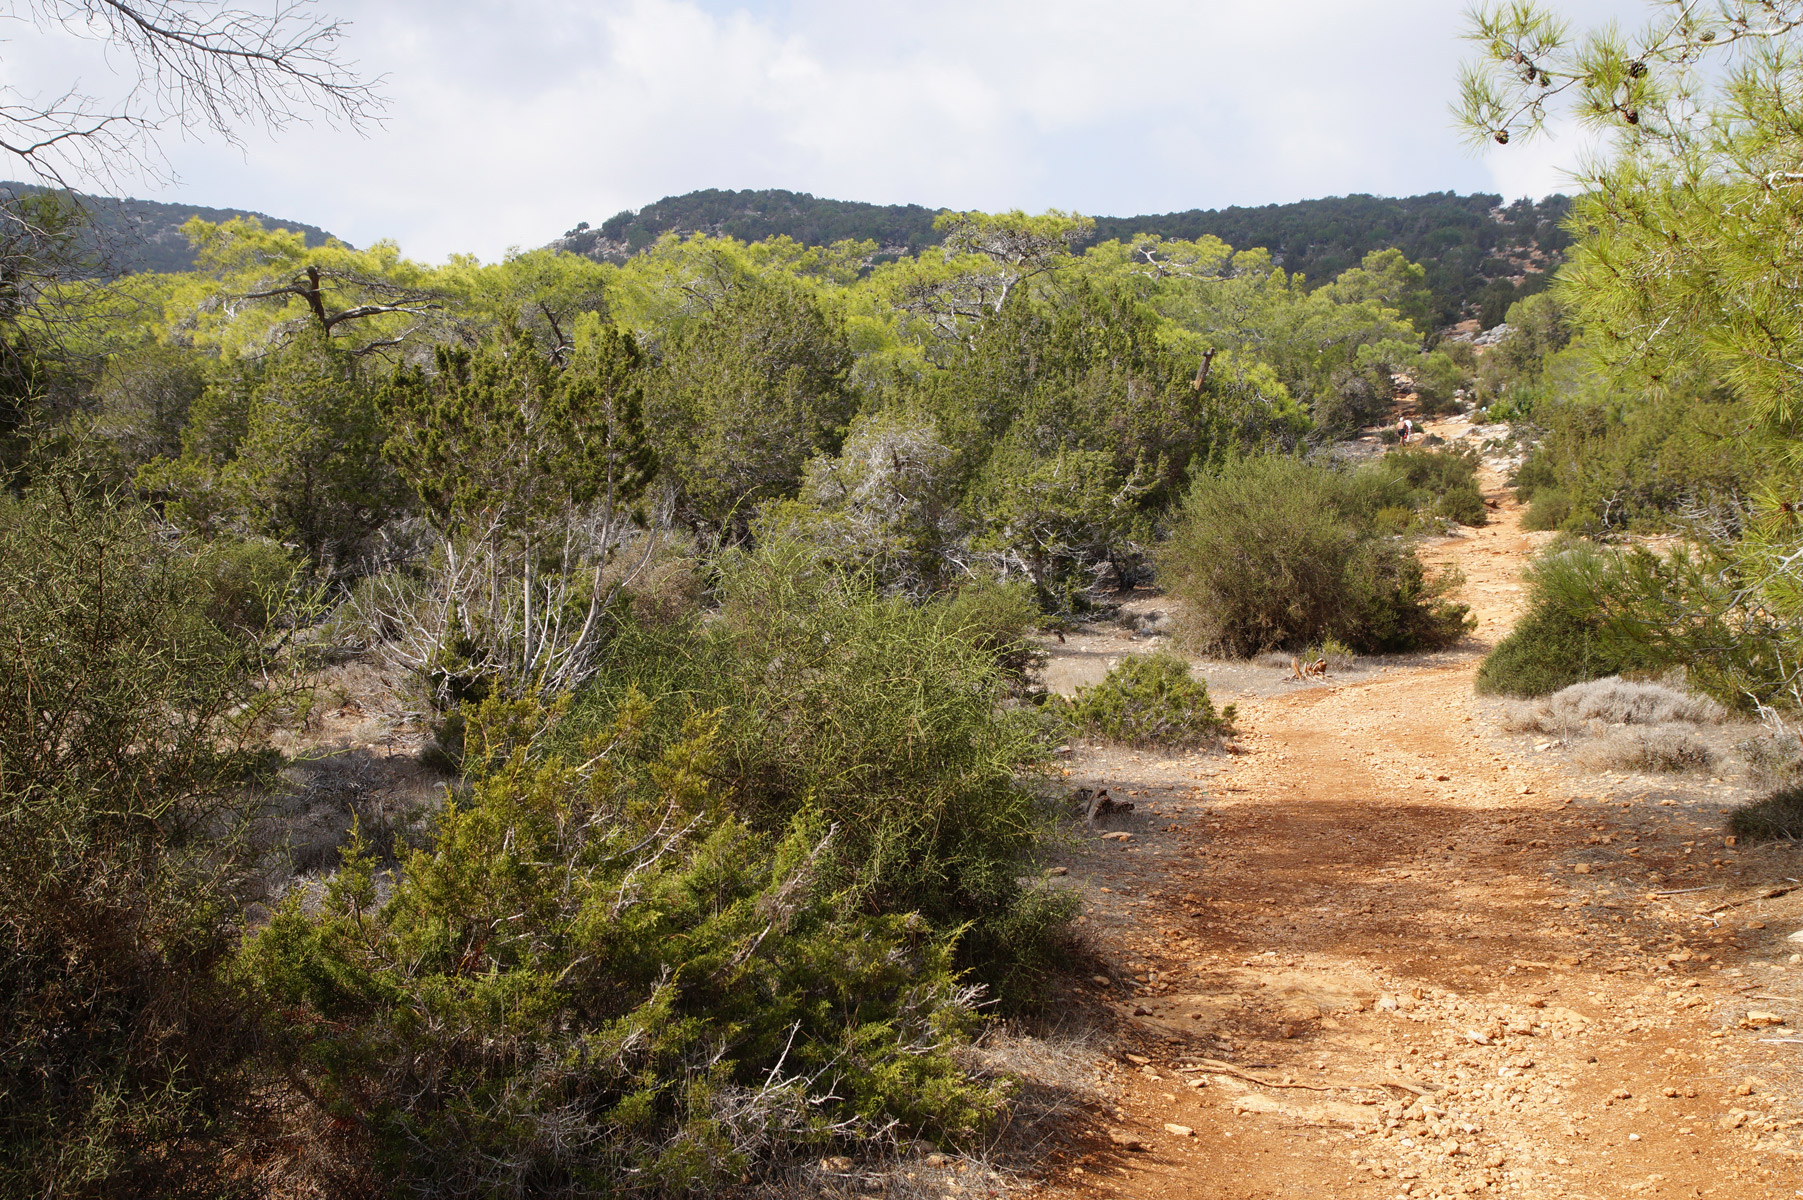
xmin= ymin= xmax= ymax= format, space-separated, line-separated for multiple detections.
xmin=1027 ymin=441 xmax=1803 ymax=1200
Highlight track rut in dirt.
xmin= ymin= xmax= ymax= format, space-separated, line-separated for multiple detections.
xmin=1030 ymin=431 xmax=1803 ymax=1200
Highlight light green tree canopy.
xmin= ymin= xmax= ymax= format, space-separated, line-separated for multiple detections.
xmin=165 ymin=217 xmax=446 ymax=358
xmin=1459 ymin=1 xmax=1803 ymax=433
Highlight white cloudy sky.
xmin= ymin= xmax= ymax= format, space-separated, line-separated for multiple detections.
xmin=7 ymin=0 xmax=1630 ymax=262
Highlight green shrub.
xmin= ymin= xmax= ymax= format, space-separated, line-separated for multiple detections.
xmin=1475 ymin=545 xmax=1667 ymax=697
xmin=1067 ymin=652 xmax=1235 ymax=747
xmin=239 ymin=696 xmax=1004 ymax=1196
xmin=1312 ymin=364 xmax=1393 ymax=431
xmin=1521 ymin=486 xmax=1574 ymax=532
xmin=553 ymin=540 xmax=1074 ymax=1002
xmin=193 ymin=534 xmax=303 ymax=634
xmin=0 ymin=479 xmax=271 ymax=1195
xmin=1507 ymin=387 xmax=1766 ymax=534
xmin=1354 ymin=445 xmax=1486 ymax=527
xmin=1730 ymin=786 xmax=1803 ymax=843
xmin=1159 ymin=456 xmax=1473 ymax=656
xmin=1483 ymin=535 xmax=1803 ymax=711
xmin=930 ymin=576 xmax=1046 ymax=688
xmin=1413 ymin=348 xmax=1472 ymax=417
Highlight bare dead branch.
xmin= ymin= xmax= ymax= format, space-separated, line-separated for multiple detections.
xmin=5 ymin=0 xmax=384 ymax=186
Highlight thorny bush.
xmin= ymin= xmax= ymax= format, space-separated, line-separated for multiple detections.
xmin=0 ymin=478 xmax=277 ymax=1196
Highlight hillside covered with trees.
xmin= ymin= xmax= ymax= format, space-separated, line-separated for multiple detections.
xmin=552 ymin=187 xmax=1569 ymax=329
xmin=0 ymin=180 xmax=336 ymax=275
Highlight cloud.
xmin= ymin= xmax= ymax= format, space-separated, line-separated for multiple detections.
xmin=10 ymin=0 xmax=1636 ymax=261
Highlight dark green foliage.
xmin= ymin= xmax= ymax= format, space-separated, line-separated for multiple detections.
xmin=1479 ymin=536 xmax=1802 ymax=711
xmin=1475 ymin=545 xmax=1667 ymax=697
xmin=1411 ymin=348 xmax=1471 ymax=417
xmin=567 ymin=187 xmax=945 ymax=258
xmin=1365 ymin=446 xmax=1487 ymax=527
xmin=555 ymin=541 xmax=1074 ymax=1001
xmin=0 ymin=479 xmax=268 ymax=1196
xmin=919 ymin=282 xmax=1288 ymax=599
xmin=0 ymin=191 xmax=92 ymax=480
xmin=1159 ymin=456 xmax=1473 ymax=656
xmin=382 ymin=322 xmax=657 ymax=539
xmin=1093 ymin=192 xmax=1568 ymax=327
xmin=930 ymin=283 xmax=1201 ymax=499
xmin=91 ymin=343 xmax=207 ymax=468
xmin=974 ymin=443 xmax=1144 ymax=604
xmin=559 ymin=188 xmax=1569 ymax=325
xmin=647 ymin=282 xmax=854 ymax=532
xmin=239 ymin=695 xmax=1003 ymax=1196
xmin=1314 ymin=364 xmax=1394 ymax=431
xmin=1510 ymin=387 xmax=1765 ymax=534
xmin=228 ymin=336 xmax=403 ymax=563
xmin=1520 ymin=484 xmax=1575 ymax=532
xmin=1729 ymin=786 xmax=1803 ymax=843
xmin=140 ymin=335 xmax=406 ymax=565
xmin=1476 ymin=604 xmax=1622 ymax=697
xmin=1067 ymin=652 xmax=1235 ymax=748
xmin=380 ymin=322 xmax=663 ymax=717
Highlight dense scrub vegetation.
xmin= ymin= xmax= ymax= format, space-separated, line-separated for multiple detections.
xmin=0 ymin=0 xmax=1780 ymax=1185
xmin=1160 ymin=455 xmax=1475 ymax=657
xmin=548 ymin=544 xmax=1074 ymax=999
xmin=244 ymin=693 xmax=1006 ymax=1194
xmin=1467 ymin=293 xmax=1771 ymax=537
xmin=0 ymin=170 xmax=1519 ymax=1191
xmin=0 ymin=479 xmax=277 ymax=1195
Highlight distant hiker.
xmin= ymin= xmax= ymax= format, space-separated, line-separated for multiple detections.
xmin=1402 ymin=417 xmax=1415 ymax=443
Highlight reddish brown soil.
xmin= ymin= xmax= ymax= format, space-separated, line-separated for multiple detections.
xmin=1027 ymin=439 xmax=1803 ymax=1200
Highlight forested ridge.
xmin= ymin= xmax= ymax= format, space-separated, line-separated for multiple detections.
xmin=552 ymin=186 xmax=1569 ymax=328
xmin=11 ymin=178 xmax=1564 ymax=327
xmin=0 ymin=179 xmax=336 ymax=275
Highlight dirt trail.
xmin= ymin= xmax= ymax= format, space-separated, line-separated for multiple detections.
xmin=1030 ymin=432 xmax=1803 ymax=1200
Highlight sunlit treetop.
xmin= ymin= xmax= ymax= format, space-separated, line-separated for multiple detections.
xmin=1461 ymin=1 xmax=1803 ymax=438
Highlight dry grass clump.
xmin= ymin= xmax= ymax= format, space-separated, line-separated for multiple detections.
xmin=603 ymin=529 xmax=701 ymax=627
xmin=1575 ymin=724 xmax=1718 ymax=773
xmin=1502 ymin=675 xmax=1724 ymax=736
xmin=1502 ymin=676 xmax=1724 ymax=774
xmin=746 ymin=1147 xmax=1010 ymax=1200
xmin=740 ymin=1023 xmax=1106 ymax=1197
xmin=962 ymin=1024 xmax=1104 ymax=1128
xmin=1738 ymin=732 xmax=1803 ymax=788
